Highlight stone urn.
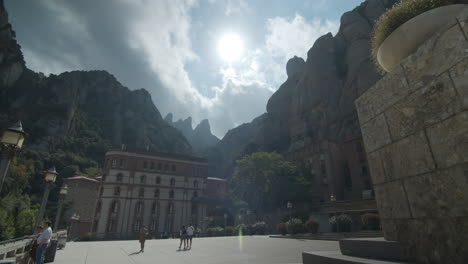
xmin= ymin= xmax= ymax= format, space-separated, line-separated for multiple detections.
xmin=377 ymin=4 xmax=467 ymax=72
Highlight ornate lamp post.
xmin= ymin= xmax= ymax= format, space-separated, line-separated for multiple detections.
xmin=0 ymin=121 xmax=26 ymax=192
xmin=287 ymin=202 xmax=293 ymax=223
xmin=54 ymin=184 xmax=68 ymax=230
xmin=330 ymin=194 xmax=339 ymax=232
xmin=35 ymin=167 xmax=58 ymax=228
xmin=69 ymin=213 xmax=80 ymax=240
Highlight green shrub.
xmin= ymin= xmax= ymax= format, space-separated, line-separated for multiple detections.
xmin=206 ymin=226 xmax=224 ymax=237
xmin=286 ymin=218 xmax=304 ymax=234
xmin=252 ymin=221 xmax=268 ymax=235
xmin=361 ymin=213 xmax=380 ymax=230
xmin=305 ymin=219 xmax=320 ymax=233
xmin=371 ymin=0 xmax=468 ymax=71
xmin=277 ymin=222 xmax=287 ymax=235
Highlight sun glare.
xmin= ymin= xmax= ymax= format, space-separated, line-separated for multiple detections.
xmin=217 ymin=33 xmax=244 ymax=61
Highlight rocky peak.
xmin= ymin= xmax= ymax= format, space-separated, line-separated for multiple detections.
xmin=164 ymin=113 xmax=173 ymax=123
xmin=194 ymin=119 xmax=211 ymax=134
xmin=286 ymin=56 xmax=305 ymax=78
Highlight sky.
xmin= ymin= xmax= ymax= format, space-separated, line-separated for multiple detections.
xmin=5 ymin=0 xmax=363 ymax=138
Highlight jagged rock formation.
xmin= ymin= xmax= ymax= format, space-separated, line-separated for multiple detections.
xmin=165 ymin=113 xmax=220 ymax=155
xmin=0 ymin=0 xmax=192 ymax=162
xmin=210 ymin=0 xmax=399 ymax=178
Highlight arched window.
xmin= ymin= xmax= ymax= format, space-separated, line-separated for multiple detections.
xmin=193 ymin=180 xmax=199 ymax=188
xmin=143 ymin=161 xmax=147 ymax=169
xmin=193 ymin=191 xmax=198 ymax=198
xmin=151 ymin=203 xmax=157 ymax=214
xmin=111 ymin=201 xmax=119 ymax=213
xmin=111 ymin=159 xmax=117 ymax=168
xmin=170 ymin=178 xmax=176 ymax=186
xmin=150 ymin=162 xmax=155 ymax=170
xmin=164 ymin=164 xmax=169 ymax=172
xmin=136 ymin=202 xmax=143 ymax=214
xmin=116 ymin=173 xmax=123 ymax=182
xmin=156 ymin=177 xmax=161 ymax=184
xmin=169 ymin=190 xmax=174 ymax=199
xmin=172 ymin=164 xmax=176 ymax=172
xmin=158 ymin=163 xmax=162 ymax=171
xmin=140 ymin=175 xmax=146 ymax=184
xmin=114 ymin=186 xmax=121 ymax=196
xmin=139 ymin=187 xmax=145 ymax=197
xmin=154 ymin=189 xmax=160 ymax=198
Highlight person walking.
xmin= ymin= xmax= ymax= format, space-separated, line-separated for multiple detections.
xmin=35 ymin=221 xmax=52 ymax=264
xmin=186 ymin=224 xmax=194 ymax=249
xmin=139 ymin=225 xmax=148 ymax=252
xmin=178 ymin=225 xmax=187 ymax=250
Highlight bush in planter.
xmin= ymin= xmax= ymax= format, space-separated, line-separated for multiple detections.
xmin=305 ymin=219 xmax=320 ymax=233
xmin=277 ymin=222 xmax=287 ymax=235
xmin=329 ymin=214 xmax=353 ymax=232
xmin=361 ymin=213 xmax=380 ymax=230
xmin=252 ymin=221 xmax=268 ymax=235
xmin=371 ymin=0 xmax=468 ymax=71
xmin=225 ymin=226 xmax=235 ymax=236
xmin=286 ymin=218 xmax=304 ymax=234
xmin=206 ymin=226 xmax=224 ymax=237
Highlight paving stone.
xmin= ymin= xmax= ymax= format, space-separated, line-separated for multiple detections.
xmin=355 ymin=66 xmax=410 ymax=124
xmin=427 ymin=110 xmax=468 ymax=169
xmin=401 ymin=24 xmax=468 ymax=91
xmin=361 ymin=114 xmax=392 ymax=153
xmin=385 ymin=73 xmax=461 ymax=141
xmin=380 ymin=131 xmax=435 ymax=180
xmin=403 ymin=163 xmax=468 ymax=218
xmin=374 ymin=181 xmax=411 ymax=219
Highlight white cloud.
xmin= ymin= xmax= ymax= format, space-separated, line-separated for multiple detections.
xmin=266 ymin=14 xmax=339 ymax=62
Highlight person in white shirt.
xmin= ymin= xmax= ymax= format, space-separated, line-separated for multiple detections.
xmin=186 ymin=224 xmax=194 ymax=249
xmin=36 ymin=221 xmax=52 ymax=264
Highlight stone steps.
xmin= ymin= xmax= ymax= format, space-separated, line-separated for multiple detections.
xmin=302 ymin=251 xmax=411 ymax=264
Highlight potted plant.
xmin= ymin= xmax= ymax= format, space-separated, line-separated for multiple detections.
xmin=277 ymin=222 xmax=287 ymax=236
xmin=305 ymin=219 xmax=320 ymax=234
xmin=252 ymin=221 xmax=268 ymax=235
xmin=372 ymin=0 xmax=468 ymax=72
xmin=286 ymin=218 xmax=304 ymax=235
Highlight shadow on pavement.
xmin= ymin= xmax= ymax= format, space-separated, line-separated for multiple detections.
xmin=128 ymin=251 xmax=142 ymax=256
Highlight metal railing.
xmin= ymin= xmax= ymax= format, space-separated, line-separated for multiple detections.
xmin=0 ymin=230 xmax=67 ymax=263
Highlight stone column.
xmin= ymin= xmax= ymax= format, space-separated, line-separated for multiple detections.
xmin=355 ymin=12 xmax=468 ymax=264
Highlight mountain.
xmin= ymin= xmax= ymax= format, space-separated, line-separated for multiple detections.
xmin=0 ymin=0 xmax=192 ymax=163
xmin=164 ymin=113 xmax=220 ymax=155
xmin=209 ymin=0 xmax=399 ymax=178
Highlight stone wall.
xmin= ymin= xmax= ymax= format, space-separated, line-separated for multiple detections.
xmin=355 ymin=9 xmax=468 ymax=264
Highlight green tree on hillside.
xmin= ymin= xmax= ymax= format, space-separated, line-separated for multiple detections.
xmin=230 ymin=152 xmax=313 ymax=214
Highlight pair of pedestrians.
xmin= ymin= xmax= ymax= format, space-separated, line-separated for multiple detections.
xmin=32 ymin=221 xmax=52 ymax=264
xmin=178 ymin=224 xmax=194 ymax=250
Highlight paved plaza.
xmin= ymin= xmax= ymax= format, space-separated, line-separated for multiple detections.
xmin=53 ymin=236 xmax=339 ymax=264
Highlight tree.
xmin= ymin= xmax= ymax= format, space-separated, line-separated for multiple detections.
xmin=230 ymin=152 xmax=312 ymax=213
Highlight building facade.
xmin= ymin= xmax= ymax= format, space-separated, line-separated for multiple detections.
xmin=63 ymin=176 xmax=100 ymax=239
xmin=94 ymin=149 xmax=209 ymax=239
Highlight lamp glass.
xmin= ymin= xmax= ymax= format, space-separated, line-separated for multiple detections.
xmin=60 ymin=186 xmax=68 ymax=195
xmin=45 ymin=172 xmax=57 ymax=182
xmin=1 ymin=130 xmax=22 ymax=147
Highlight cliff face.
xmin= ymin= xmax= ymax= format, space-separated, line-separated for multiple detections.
xmin=210 ymin=0 xmax=398 ymax=178
xmin=0 ymin=0 xmax=192 ymax=162
xmin=165 ymin=114 xmax=220 ymax=155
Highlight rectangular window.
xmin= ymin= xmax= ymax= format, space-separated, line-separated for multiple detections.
xmin=119 ymin=159 xmax=125 ymax=168
xmin=143 ymin=161 xmax=147 ymax=169
xmin=111 ymin=159 xmax=117 ymax=168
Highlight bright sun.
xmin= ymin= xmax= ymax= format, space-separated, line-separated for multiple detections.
xmin=217 ymin=33 xmax=244 ymax=61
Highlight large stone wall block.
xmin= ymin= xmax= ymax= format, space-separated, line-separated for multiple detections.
xmin=457 ymin=6 xmax=468 ymax=42
xmin=361 ymin=113 xmax=392 ymax=153
xmin=449 ymin=58 xmax=468 ymax=110
xmin=380 ymin=131 xmax=435 ymax=180
xmin=374 ymin=181 xmax=411 ymax=219
xmin=427 ymin=110 xmax=468 ymax=169
xmin=367 ymin=150 xmax=386 ymax=185
xmin=402 ymin=24 xmax=468 ymax=90
xmin=404 ymin=163 xmax=468 ymax=219
xmin=355 ymin=66 xmax=410 ymax=124
xmin=385 ymin=73 xmax=462 ymax=141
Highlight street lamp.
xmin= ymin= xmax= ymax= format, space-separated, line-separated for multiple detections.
xmin=330 ymin=194 xmax=339 ymax=233
xmin=287 ymin=202 xmax=293 ymax=223
xmin=0 ymin=121 xmax=26 ymax=192
xmin=54 ymin=184 xmax=68 ymax=230
xmin=69 ymin=213 xmax=80 ymax=240
xmin=35 ymin=167 xmax=58 ymax=228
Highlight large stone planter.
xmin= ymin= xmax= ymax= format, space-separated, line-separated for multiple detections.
xmin=377 ymin=4 xmax=467 ymax=72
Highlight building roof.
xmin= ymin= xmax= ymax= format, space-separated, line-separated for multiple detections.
xmin=207 ymin=177 xmax=227 ymax=182
xmin=64 ymin=175 xmax=100 ymax=183
xmin=106 ymin=148 xmax=207 ymax=163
